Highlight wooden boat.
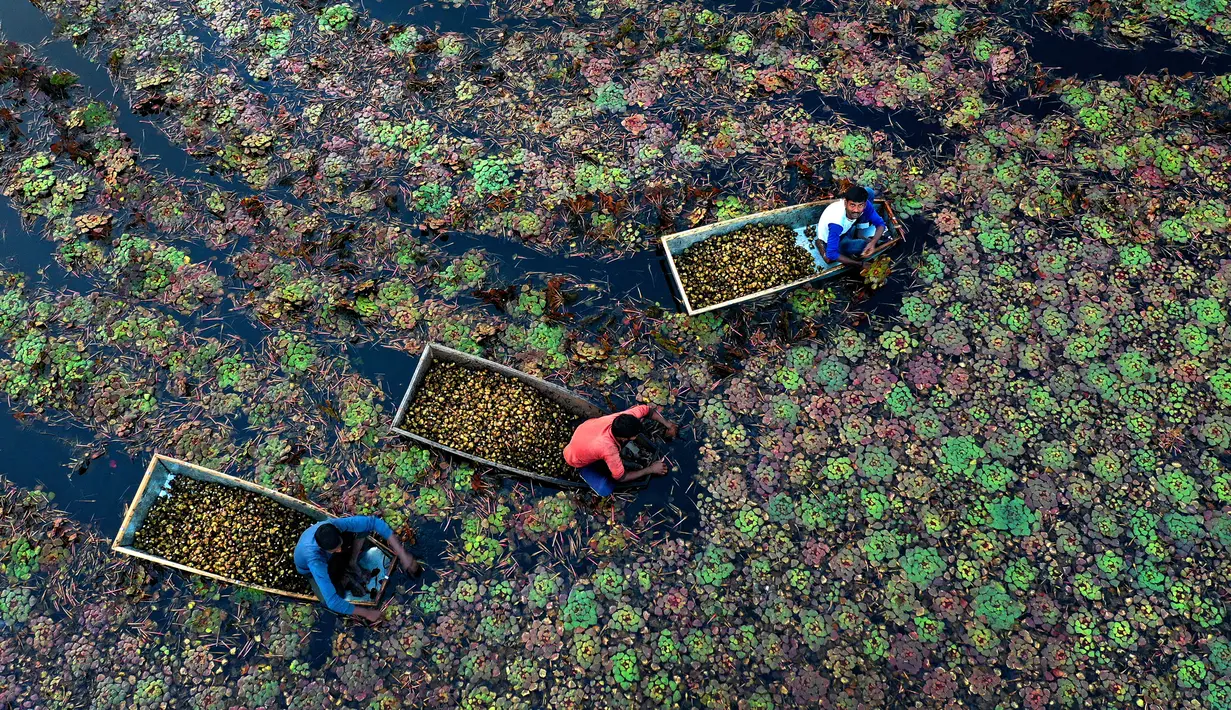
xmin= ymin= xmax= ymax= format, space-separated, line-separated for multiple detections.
xmin=661 ymin=198 xmax=906 ymax=315
xmin=390 ymin=343 xmax=652 ymax=490
xmin=113 ymin=454 xmax=392 ymax=606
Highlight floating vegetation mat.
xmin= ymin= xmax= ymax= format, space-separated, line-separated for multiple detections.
xmin=3 ymin=0 xmax=1231 ymax=705
xmin=132 ymin=476 xmax=313 ymax=594
xmin=404 ymin=360 xmax=581 ymax=477
xmin=674 ymin=224 xmax=817 ymax=310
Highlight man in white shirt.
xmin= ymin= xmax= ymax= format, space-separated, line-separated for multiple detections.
xmin=816 ymin=186 xmax=886 ymax=267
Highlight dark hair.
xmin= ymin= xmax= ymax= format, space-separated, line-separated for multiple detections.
xmin=315 ymin=523 xmax=342 ymax=551
xmin=611 ymin=414 xmax=642 ymax=439
xmin=842 ymin=186 xmax=869 ymax=204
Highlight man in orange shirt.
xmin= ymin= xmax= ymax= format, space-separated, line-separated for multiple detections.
xmin=563 ymin=404 xmax=679 ymax=495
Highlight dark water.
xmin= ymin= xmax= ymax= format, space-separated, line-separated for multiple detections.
xmin=1024 ymin=25 xmax=1231 ymax=78
xmin=800 ymin=92 xmax=946 ymax=148
xmin=363 ymin=0 xmax=498 ymax=30
xmin=0 ymin=0 xmax=230 ymax=185
xmin=0 ymin=181 xmax=146 ymax=522
xmin=0 ymin=198 xmax=91 ymax=292
xmin=0 ymin=413 xmax=142 ymax=522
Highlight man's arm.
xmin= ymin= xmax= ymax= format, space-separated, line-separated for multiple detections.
xmin=643 ymin=405 xmax=679 ymax=438
xmin=334 ymin=516 xmax=420 ymax=575
xmin=604 ymin=449 xmax=628 ymax=480
xmin=822 ymin=223 xmax=843 ymax=263
xmin=332 ymin=515 xmax=394 ymax=539
xmin=619 ymin=459 xmax=668 ymax=483
xmin=384 ymin=535 xmax=421 ymax=575
xmin=864 ymin=202 xmax=886 ymax=228
xmin=858 ymin=202 xmax=887 ymax=258
xmin=861 ymin=224 xmax=887 ymax=258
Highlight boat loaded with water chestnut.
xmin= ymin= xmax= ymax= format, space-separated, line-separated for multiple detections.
xmin=661 ymin=197 xmax=906 ymax=316
xmin=390 ymin=343 xmax=654 ymax=490
xmin=113 ymin=454 xmax=393 ymax=605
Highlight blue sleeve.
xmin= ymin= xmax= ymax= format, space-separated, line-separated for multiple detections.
xmin=309 ymin=557 xmax=355 ymax=615
xmin=824 ymin=223 xmax=843 ymax=262
xmin=332 ymin=515 xmax=394 ymax=539
xmin=864 ymin=201 xmax=886 ymax=228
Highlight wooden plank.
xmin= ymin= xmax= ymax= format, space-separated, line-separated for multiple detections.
xmin=149 ymin=453 xmax=331 ymax=518
xmin=660 ymin=198 xmax=907 ymax=315
xmin=390 ymin=344 xmax=648 ymax=490
xmin=112 ymin=546 xmax=320 ymax=601
xmin=390 ymin=343 xmax=435 ymax=445
xmin=660 ymin=237 xmax=695 ymax=314
xmin=661 ymin=200 xmax=832 ymax=255
xmin=113 ymin=454 xmax=391 ymax=606
xmin=427 ymin=344 xmax=605 ymax=417
xmin=112 ymin=455 xmax=160 ymax=549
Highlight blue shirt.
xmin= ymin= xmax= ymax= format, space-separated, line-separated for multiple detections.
xmin=294 ymin=515 xmax=393 ymax=614
xmin=818 ymin=198 xmax=886 ymax=262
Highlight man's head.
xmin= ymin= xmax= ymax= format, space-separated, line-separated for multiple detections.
xmin=315 ymin=523 xmax=343 ymax=554
xmin=842 ymin=186 xmax=869 ymax=219
xmin=611 ymin=414 xmax=642 ymax=442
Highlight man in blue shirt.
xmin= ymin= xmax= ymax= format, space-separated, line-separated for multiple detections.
xmin=294 ymin=515 xmax=419 ymax=622
xmin=815 ymin=186 xmax=887 ymax=267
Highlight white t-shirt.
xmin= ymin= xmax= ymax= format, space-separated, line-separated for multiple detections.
xmin=817 ymin=199 xmax=855 ymax=241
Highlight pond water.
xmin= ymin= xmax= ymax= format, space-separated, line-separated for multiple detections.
xmin=2 ymin=0 xmax=1231 ymax=706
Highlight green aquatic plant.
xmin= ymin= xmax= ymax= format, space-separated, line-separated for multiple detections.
xmin=985 ymin=496 xmax=1039 ymax=536
xmin=593 ymin=565 xmax=627 ymax=599
xmin=900 ymin=546 xmax=946 ymax=586
xmin=317 ymin=4 xmax=355 ymax=32
xmin=562 ymin=588 xmax=598 ymax=631
xmin=435 ymin=250 xmax=488 ymax=298
xmin=937 ymin=435 xmax=983 ymax=477
xmin=273 ymin=333 xmax=317 ymax=374
xmin=2 ymin=537 xmax=40 ymax=581
xmin=610 ymin=647 xmax=640 ymax=689
xmin=973 ymin=582 xmax=1024 ymax=631
xmin=471 ymin=157 xmax=514 ymax=195
xmin=412 ymin=183 xmax=452 ymax=214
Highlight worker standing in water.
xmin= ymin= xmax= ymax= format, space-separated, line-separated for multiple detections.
xmin=564 ymin=404 xmax=679 ymax=496
xmin=294 ymin=515 xmax=420 ymax=622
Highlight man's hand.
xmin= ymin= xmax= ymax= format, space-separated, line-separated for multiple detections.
xmin=649 ymin=407 xmax=678 ymax=439
xmin=399 ymin=553 xmax=422 ymax=577
xmin=620 ymin=458 xmax=670 ymax=483
xmin=385 ymin=535 xmax=421 ymax=577
xmin=861 ymin=225 xmax=885 ymax=258
xmin=354 ymin=606 xmax=382 ymax=623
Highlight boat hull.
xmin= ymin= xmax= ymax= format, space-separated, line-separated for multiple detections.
xmin=660 ymin=198 xmax=906 ymax=315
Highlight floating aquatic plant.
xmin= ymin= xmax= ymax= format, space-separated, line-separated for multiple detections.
xmin=0 ymin=1 xmax=1229 ymax=707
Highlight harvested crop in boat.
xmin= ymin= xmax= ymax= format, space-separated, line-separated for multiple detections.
xmin=674 ymin=224 xmax=817 ymax=309
xmin=404 ymin=361 xmax=580 ymax=477
xmin=133 ymin=476 xmax=313 ymax=593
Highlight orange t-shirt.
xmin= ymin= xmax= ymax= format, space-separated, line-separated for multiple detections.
xmin=562 ymin=405 xmax=651 ymax=479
